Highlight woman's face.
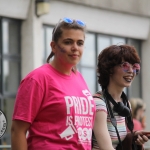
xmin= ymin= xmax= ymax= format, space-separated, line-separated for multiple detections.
xmin=109 ymin=61 xmax=137 ymax=88
xmin=51 ymin=29 xmax=85 ymax=67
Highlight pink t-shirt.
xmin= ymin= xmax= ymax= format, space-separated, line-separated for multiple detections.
xmin=133 ymin=119 xmax=143 ymax=131
xmin=13 ymin=64 xmax=96 ymax=150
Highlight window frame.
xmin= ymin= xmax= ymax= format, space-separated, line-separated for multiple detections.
xmin=0 ymin=17 xmax=21 ymax=146
xmin=43 ymin=25 xmax=142 ymax=98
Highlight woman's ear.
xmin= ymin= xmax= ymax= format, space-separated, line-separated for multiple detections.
xmin=50 ymin=41 xmax=57 ymax=53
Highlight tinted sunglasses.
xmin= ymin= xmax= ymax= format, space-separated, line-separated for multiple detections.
xmin=120 ymin=62 xmax=140 ymax=74
xmin=52 ymin=17 xmax=86 ymax=39
xmin=62 ymin=17 xmax=86 ymax=27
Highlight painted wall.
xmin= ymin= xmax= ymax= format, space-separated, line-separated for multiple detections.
xmin=142 ymin=31 xmax=150 ymax=147
xmin=42 ymin=1 xmax=150 ymax=40
xmin=61 ymin=0 xmax=150 ymax=16
xmin=0 ymin=0 xmax=30 ymax=19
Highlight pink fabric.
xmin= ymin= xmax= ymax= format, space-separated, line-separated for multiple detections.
xmin=126 ymin=118 xmax=143 ymax=132
xmin=133 ymin=119 xmax=143 ymax=131
xmin=13 ymin=64 xmax=96 ymax=150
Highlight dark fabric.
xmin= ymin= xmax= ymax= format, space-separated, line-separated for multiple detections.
xmin=116 ymin=133 xmax=144 ymax=150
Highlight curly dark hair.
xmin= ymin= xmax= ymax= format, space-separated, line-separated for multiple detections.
xmin=97 ymin=44 xmax=141 ymax=90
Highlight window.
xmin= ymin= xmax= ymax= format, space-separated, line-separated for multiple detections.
xmin=80 ymin=33 xmax=96 ymax=94
xmin=81 ymin=33 xmax=141 ymax=97
xmin=43 ymin=25 xmax=53 ymax=63
xmin=43 ymin=26 xmax=141 ymax=98
xmin=127 ymin=39 xmax=141 ymax=98
xmin=0 ymin=18 xmax=21 ymax=148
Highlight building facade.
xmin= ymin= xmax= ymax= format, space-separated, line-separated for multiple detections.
xmin=0 ymin=0 xmax=150 ymax=148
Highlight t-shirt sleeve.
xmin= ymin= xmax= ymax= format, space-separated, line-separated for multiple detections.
xmin=12 ymin=77 xmax=44 ymax=123
xmin=93 ymin=94 xmax=107 ymax=114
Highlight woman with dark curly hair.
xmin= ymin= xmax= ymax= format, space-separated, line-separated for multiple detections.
xmin=92 ymin=45 xmax=149 ymax=150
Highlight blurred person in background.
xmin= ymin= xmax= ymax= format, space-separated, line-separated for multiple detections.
xmin=130 ymin=98 xmax=146 ymax=131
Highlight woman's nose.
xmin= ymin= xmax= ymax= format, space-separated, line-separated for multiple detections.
xmin=71 ymin=43 xmax=78 ymax=51
xmin=128 ymin=65 xmax=136 ymax=73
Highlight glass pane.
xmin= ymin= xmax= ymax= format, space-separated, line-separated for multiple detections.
xmin=128 ymin=75 xmax=141 ymax=98
xmin=2 ymin=21 xmax=9 ymax=55
xmin=97 ymin=83 xmax=102 ymax=92
xmin=127 ymin=39 xmax=141 ymax=98
xmin=123 ymin=87 xmax=127 ymax=94
xmin=2 ymin=20 xmax=20 ymax=55
xmin=112 ymin=37 xmax=125 ymax=45
xmin=0 ymin=60 xmax=1 ymax=92
xmin=81 ymin=33 xmax=95 ymax=67
xmin=44 ymin=27 xmax=53 ymax=62
xmin=0 ymin=98 xmax=15 ymax=146
xmin=3 ymin=60 xmax=20 ymax=94
xmin=81 ymin=68 xmax=96 ymax=94
xmin=128 ymin=39 xmax=140 ymax=55
xmin=97 ymin=36 xmax=110 ymax=55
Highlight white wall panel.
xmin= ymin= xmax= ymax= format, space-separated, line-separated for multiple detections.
xmin=0 ymin=0 xmax=30 ymax=19
xmin=42 ymin=1 xmax=150 ymax=40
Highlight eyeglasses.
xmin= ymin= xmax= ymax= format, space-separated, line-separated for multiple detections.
xmin=120 ymin=62 xmax=140 ymax=74
xmin=52 ymin=17 xmax=86 ymax=40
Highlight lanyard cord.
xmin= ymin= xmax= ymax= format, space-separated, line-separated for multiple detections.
xmin=103 ymin=90 xmax=123 ymax=150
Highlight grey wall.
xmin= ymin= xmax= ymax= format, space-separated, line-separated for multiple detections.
xmin=60 ymin=0 xmax=150 ymax=16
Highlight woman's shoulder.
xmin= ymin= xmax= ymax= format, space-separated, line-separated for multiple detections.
xmin=93 ymin=91 xmax=107 ymax=111
xmin=93 ymin=91 xmax=106 ymax=105
xmin=93 ymin=91 xmax=104 ymax=100
xmin=21 ymin=64 xmax=51 ymax=85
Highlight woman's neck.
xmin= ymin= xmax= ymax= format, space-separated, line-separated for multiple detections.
xmin=50 ymin=60 xmax=72 ymax=75
xmin=107 ymin=85 xmax=123 ymax=102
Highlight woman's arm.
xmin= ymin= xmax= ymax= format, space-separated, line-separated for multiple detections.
xmin=11 ymin=120 xmax=30 ymax=150
xmin=93 ymin=110 xmax=115 ymax=150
